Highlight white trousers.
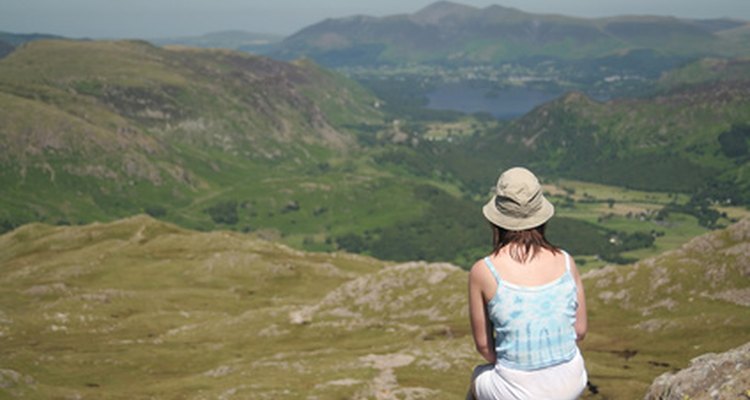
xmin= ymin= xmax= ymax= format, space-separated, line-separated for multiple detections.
xmin=472 ymin=349 xmax=587 ymax=400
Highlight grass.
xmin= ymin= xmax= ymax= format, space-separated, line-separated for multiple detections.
xmin=1 ymin=216 xmax=747 ymax=399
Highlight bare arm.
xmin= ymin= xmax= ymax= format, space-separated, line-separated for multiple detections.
xmin=469 ymin=262 xmax=497 ymax=363
xmin=569 ymin=257 xmax=588 ymax=341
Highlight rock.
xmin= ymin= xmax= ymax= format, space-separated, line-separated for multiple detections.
xmin=644 ymin=342 xmax=750 ymax=400
xmin=0 ymin=369 xmax=35 ymax=389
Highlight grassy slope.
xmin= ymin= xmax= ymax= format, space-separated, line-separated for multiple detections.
xmin=0 ymin=39 xmax=386 ymax=228
xmin=0 ymin=216 xmax=747 ymax=399
xmin=461 ymin=73 xmax=750 ymax=195
xmin=581 ymin=218 xmax=750 ymax=398
xmin=0 ymin=216 xmax=473 ymax=398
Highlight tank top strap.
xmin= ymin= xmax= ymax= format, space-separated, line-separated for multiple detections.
xmin=562 ymin=250 xmax=571 ymax=272
xmin=483 ymin=257 xmax=501 ymax=284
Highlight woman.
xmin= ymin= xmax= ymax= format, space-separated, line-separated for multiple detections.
xmin=468 ymin=167 xmax=588 ymax=400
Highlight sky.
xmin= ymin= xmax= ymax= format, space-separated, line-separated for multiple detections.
xmin=1 ymin=0 xmax=749 ymax=39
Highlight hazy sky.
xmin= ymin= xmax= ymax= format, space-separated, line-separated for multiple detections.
xmin=2 ymin=0 xmax=749 ymax=38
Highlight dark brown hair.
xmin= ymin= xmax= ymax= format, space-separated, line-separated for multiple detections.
xmin=491 ymin=223 xmax=559 ymax=263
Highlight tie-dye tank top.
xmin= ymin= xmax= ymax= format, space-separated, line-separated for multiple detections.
xmin=483 ymin=251 xmax=579 ymax=371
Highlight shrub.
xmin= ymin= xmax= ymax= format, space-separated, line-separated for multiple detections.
xmin=205 ymin=201 xmax=239 ymax=225
xmin=144 ymin=205 xmax=167 ymax=218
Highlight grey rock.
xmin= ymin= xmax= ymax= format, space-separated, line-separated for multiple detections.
xmin=644 ymin=342 xmax=750 ymax=400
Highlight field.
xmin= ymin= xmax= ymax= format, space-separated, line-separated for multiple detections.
xmin=542 ymin=179 xmax=726 ymax=269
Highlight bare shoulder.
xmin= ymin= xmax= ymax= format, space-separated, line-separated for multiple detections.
xmin=469 ymin=258 xmax=490 ymax=283
xmin=561 ymin=250 xmax=582 ymax=278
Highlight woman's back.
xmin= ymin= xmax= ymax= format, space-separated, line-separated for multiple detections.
xmin=482 ymin=248 xmax=579 ymax=371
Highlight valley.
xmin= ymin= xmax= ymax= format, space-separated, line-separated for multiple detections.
xmin=1 ymin=1 xmax=749 ymax=398
xmin=0 ymin=37 xmax=747 ymax=269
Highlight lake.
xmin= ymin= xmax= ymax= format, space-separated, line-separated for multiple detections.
xmin=426 ymin=82 xmax=565 ymax=119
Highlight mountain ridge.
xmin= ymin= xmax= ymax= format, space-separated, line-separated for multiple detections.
xmin=272 ymin=1 xmax=749 ymax=67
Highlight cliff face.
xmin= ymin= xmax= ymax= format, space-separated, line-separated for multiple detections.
xmin=644 ymin=342 xmax=750 ymax=400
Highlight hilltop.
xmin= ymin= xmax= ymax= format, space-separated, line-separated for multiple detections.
xmin=271 ymin=1 xmax=750 ymax=67
xmin=0 ymin=216 xmax=473 ymax=398
xmin=0 ymin=216 xmax=747 ymax=398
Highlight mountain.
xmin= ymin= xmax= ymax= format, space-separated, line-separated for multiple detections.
xmin=149 ymin=30 xmax=282 ymax=53
xmin=0 ymin=40 xmax=13 ymax=58
xmin=689 ymin=18 xmax=748 ymax=34
xmin=0 ymin=31 xmax=66 ymax=58
xmin=271 ymin=1 xmax=750 ymax=67
xmin=717 ymin=21 xmax=750 ymax=44
xmin=0 ymin=215 xmax=747 ymax=398
xmin=437 ymin=59 xmax=750 ymax=203
xmin=0 ymin=39 xmax=382 ymax=228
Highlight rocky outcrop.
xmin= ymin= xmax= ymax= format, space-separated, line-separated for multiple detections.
xmin=644 ymin=342 xmax=750 ymax=400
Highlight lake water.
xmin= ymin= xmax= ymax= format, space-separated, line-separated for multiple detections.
xmin=426 ymin=82 xmax=564 ymax=119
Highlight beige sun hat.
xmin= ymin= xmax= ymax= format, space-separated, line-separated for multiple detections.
xmin=482 ymin=167 xmax=554 ymax=231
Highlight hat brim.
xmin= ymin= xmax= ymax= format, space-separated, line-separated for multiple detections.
xmin=482 ymin=196 xmax=555 ymax=231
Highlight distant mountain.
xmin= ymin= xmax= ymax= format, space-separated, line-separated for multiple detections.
xmin=717 ymin=21 xmax=750 ymax=45
xmin=149 ymin=30 xmax=282 ymax=53
xmin=272 ymin=1 xmax=750 ymax=67
xmin=0 ymin=39 xmax=381 ymax=226
xmin=0 ymin=31 xmax=65 ymax=47
xmin=688 ymin=18 xmax=748 ymax=33
xmin=0 ymin=214 xmax=747 ymax=398
xmin=0 ymin=31 xmax=66 ymax=58
xmin=0 ymin=40 xmax=13 ymax=58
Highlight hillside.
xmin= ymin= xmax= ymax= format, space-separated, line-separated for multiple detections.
xmin=0 ymin=216 xmax=748 ymax=398
xmin=0 ymin=39 xmax=377 ymax=156
xmin=581 ymin=218 xmax=750 ymax=398
xmin=0 ymin=216 xmax=473 ymax=398
xmin=0 ymin=31 xmax=64 ymax=58
xmin=271 ymin=1 xmax=750 ymax=67
xmin=0 ymin=39 xmax=383 ymax=228
xmin=441 ymin=62 xmax=750 ymax=203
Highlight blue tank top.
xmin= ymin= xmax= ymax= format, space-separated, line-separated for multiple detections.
xmin=483 ymin=251 xmax=579 ymax=371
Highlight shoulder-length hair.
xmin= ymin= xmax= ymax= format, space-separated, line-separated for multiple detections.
xmin=491 ymin=223 xmax=559 ymax=263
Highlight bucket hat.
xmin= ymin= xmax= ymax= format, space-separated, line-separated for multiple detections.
xmin=482 ymin=167 xmax=554 ymax=231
